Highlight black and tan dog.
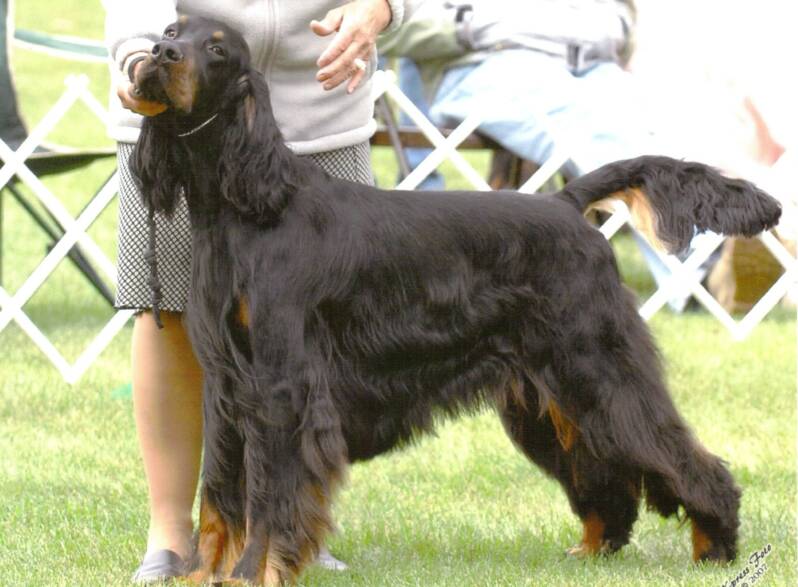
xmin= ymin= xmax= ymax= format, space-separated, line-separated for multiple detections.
xmin=131 ymin=15 xmax=780 ymax=585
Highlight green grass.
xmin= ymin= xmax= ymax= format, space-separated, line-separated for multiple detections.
xmin=1 ymin=3 xmax=796 ymax=586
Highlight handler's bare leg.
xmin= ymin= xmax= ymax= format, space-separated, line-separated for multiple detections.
xmin=133 ymin=310 xmax=203 ymax=560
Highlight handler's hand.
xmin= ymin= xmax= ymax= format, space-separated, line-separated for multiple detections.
xmin=311 ymin=0 xmax=392 ymax=94
xmin=116 ymin=61 xmax=168 ymax=116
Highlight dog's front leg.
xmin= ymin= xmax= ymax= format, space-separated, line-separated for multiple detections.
xmin=188 ymin=376 xmax=246 ymax=583
xmin=226 ymin=305 xmax=348 ymax=585
xmin=228 ymin=417 xmax=316 ymax=585
xmin=189 ymin=485 xmax=244 ymax=583
xmin=231 ymin=390 xmax=347 ymax=584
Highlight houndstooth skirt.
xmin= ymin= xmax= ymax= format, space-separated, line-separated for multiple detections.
xmin=115 ymin=141 xmax=374 ymax=312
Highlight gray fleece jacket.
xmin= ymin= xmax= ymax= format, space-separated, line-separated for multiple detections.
xmin=104 ymin=0 xmax=416 ymax=153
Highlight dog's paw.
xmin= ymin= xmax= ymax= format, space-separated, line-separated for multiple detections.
xmin=565 ymin=540 xmax=616 ymax=558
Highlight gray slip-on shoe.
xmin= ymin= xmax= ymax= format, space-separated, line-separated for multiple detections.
xmin=315 ymin=546 xmax=349 ymax=571
xmin=131 ymin=546 xmax=344 ymax=582
xmin=131 ymin=549 xmax=186 ymax=584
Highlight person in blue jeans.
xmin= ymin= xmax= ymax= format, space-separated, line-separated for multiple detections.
xmin=396 ymin=57 xmax=445 ymax=190
xmin=381 ymin=0 xmax=710 ymax=311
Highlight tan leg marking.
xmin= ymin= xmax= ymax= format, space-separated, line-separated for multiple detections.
xmin=262 ymin=547 xmax=287 ymax=586
xmin=547 ymin=401 xmax=578 ymax=452
xmin=218 ymin=530 xmax=245 ymax=581
xmin=188 ymin=496 xmax=245 ymax=583
xmin=236 ymin=296 xmax=250 ymax=328
xmin=289 ymin=483 xmax=337 ymax=580
xmin=567 ymin=512 xmax=608 ymax=557
xmin=691 ymin=522 xmax=714 ymax=562
xmin=189 ymin=497 xmax=227 ymax=583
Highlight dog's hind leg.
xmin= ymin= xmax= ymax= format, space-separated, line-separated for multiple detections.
xmin=497 ymin=377 xmax=641 ymax=556
xmin=547 ymin=313 xmax=741 ymax=563
xmin=590 ymin=373 xmax=739 ymax=562
xmin=639 ymin=435 xmax=741 ymax=563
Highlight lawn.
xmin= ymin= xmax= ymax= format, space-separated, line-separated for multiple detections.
xmin=1 ymin=2 xmax=796 ymax=586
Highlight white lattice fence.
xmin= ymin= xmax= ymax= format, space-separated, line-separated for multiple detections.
xmin=0 ymin=75 xmax=134 ymax=384
xmin=2 ymin=71 xmax=794 ymax=383
xmin=371 ymin=70 xmax=798 ymax=341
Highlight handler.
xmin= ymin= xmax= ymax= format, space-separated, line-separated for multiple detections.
xmin=103 ymin=0 xmax=417 ymax=582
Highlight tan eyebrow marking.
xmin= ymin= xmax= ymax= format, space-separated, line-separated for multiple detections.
xmin=212 ymin=31 xmax=225 ymax=41
xmin=178 ymin=15 xmax=189 ymax=24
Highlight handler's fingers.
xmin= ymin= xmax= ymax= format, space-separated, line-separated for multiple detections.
xmin=311 ymin=9 xmax=347 ymax=66
xmin=316 ymin=38 xmax=363 ymax=83
xmin=346 ymin=62 xmax=367 ymax=94
xmin=116 ymin=61 xmax=168 ymax=116
xmin=312 ymin=0 xmax=388 ymax=90
xmin=117 ymin=83 xmax=167 ymax=116
xmin=314 ymin=28 xmax=354 ymax=69
xmin=310 ymin=7 xmax=344 ymax=37
xmin=320 ymin=47 xmax=369 ymax=91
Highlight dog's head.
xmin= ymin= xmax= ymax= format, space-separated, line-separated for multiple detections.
xmin=135 ymin=15 xmax=251 ymax=116
xmin=132 ymin=15 xmax=298 ymax=224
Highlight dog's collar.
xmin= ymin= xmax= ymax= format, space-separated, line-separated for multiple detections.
xmin=177 ymin=113 xmax=219 ymax=138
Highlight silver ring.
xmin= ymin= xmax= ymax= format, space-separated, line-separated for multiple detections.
xmin=353 ymin=57 xmax=367 ymax=71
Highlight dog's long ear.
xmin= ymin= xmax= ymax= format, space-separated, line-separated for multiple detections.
xmin=218 ymin=70 xmax=299 ymax=225
xmin=130 ymin=118 xmax=184 ymax=217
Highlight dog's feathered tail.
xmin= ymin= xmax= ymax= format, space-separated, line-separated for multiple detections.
xmin=557 ymin=155 xmax=782 ymax=254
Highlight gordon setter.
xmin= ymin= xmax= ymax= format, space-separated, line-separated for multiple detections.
xmin=131 ymin=15 xmax=781 ymax=585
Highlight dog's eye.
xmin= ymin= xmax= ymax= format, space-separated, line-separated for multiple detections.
xmin=209 ymin=45 xmax=226 ymax=57
xmin=164 ymin=28 xmax=177 ymax=39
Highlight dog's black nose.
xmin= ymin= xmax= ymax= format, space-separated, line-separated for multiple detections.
xmin=152 ymin=41 xmax=183 ymax=64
